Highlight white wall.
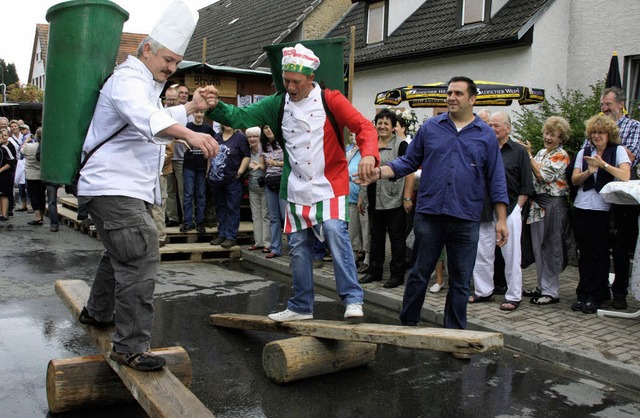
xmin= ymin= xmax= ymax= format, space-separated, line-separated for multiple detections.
xmin=30 ymin=40 xmax=46 ymax=89
xmin=567 ymin=0 xmax=640 ymax=91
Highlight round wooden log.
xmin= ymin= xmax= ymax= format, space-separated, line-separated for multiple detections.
xmin=262 ymin=336 xmax=376 ymax=383
xmin=46 ymin=346 xmax=191 ymax=413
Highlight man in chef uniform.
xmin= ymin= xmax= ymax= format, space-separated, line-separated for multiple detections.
xmin=76 ymin=0 xmax=219 ymax=371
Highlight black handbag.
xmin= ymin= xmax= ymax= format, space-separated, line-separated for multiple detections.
xmin=264 ymin=175 xmax=281 ymax=190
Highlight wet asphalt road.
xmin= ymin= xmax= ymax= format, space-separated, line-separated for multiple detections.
xmin=3 ymin=214 xmax=640 ymax=417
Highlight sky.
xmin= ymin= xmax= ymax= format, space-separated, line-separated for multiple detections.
xmin=2 ymin=0 xmax=217 ymax=83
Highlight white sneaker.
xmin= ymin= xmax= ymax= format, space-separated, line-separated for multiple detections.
xmin=268 ymin=309 xmax=313 ymax=322
xmin=344 ymin=304 xmax=364 ymax=319
xmin=429 ymin=283 xmax=444 ymax=293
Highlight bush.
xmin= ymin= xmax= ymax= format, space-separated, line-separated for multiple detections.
xmin=512 ymin=80 xmax=604 ymax=158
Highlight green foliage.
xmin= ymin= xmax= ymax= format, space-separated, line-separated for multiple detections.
xmin=513 ymin=80 xmax=604 ymax=158
xmin=0 ymin=59 xmax=19 ymax=90
xmin=7 ymin=82 xmax=44 ymax=103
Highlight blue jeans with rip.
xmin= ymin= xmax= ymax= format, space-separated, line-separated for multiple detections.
xmin=183 ymin=168 xmax=206 ymax=227
xmin=287 ymin=219 xmax=363 ymax=314
xmin=210 ymin=178 xmax=243 ymax=240
xmin=400 ymin=213 xmax=480 ymax=329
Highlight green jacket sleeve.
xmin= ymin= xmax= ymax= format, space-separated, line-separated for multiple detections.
xmin=205 ymin=93 xmax=284 ymax=140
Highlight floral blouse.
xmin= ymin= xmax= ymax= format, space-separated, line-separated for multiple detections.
xmin=527 ymin=146 xmax=570 ymax=224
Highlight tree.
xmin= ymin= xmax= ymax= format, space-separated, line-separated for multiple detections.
xmin=512 ymin=80 xmax=604 ymax=157
xmin=6 ymin=82 xmax=44 ymax=103
xmin=0 ymin=58 xmax=19 ymax=87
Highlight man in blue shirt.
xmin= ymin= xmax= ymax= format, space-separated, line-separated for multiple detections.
xmin=363 ymin=76 xmax=508 ymax=351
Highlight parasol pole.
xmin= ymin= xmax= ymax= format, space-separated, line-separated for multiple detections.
xmin=348 ymin=25 xmax=355 ymax=103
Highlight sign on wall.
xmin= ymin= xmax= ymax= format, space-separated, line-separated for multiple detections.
xmin=185 ymin=74 xmax=237 ymax=98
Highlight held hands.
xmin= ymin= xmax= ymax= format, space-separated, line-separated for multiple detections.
xmin=352 ymin=156 xmax=379 ymax=185
xmin=191 ymin=86 xmax=219 ymax=111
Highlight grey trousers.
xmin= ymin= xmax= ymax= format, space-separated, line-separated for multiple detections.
xmin=83 ymin=195 xmax=160 ymax=353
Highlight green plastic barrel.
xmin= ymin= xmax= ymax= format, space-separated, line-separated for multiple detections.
xmin=263 ymin=38 xmax=346 ymax=94
xmin=41 ymin=0 xmax=128 ymax=184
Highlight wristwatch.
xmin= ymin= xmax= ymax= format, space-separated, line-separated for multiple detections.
xmin=604 ymin=163 xmax=609 ymax=169
xmin=403 ymin=198 xmax=412 ymax=202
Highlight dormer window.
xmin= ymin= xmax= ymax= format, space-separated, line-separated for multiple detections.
xmin=367 ymin=1 xmax=385 ymax=44
xmin=461 ymin=0 xmax=491 ymax=25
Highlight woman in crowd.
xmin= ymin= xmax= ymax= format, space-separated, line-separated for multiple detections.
xmin=208 ymin=125 xmax=250 ymax=248
xmin=259 ymin=125 xmax=285 ymax=259
xmin=246 ymin=126 xmax=271 ymax=251
xmin=21 ymin=128 xmax=46 ymax=226
xmin=523 ymin=116 xmax=572 ymax=305
xmin=0 ymin=128 xmax=14 ymax=221
xmin=347 ymin=135 xmax=370 ymax=273
xmin=571 ymin=114 xmax=630 ymax=314
xmin=360 ymin=109 xmax=414 ymax=289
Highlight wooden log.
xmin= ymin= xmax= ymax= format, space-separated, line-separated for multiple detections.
xmin=210 ymin=313 xmax=503 ymax=354
xmin=47 ymin=347 xmax=192 ymax=413
xmin=55 ymin=280 xmax=214 ymax=418
xmin=262 ymin=336 xmax=376 ymax=383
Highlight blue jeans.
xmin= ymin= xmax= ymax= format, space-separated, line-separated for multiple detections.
xmin=287 ymin=219 xmax=363 ymax=314
xmin=210 ymin=178 xmax=242 ymax=240
xmin=400 ymin=214 xmax=480 ymax=329
xmin=183 ymin=168 xmax=206 ymax=226
xmin=46 ymin=184 xmax=59 ymax=226
xmin=265 ymin=186 xmax=285 ymax=255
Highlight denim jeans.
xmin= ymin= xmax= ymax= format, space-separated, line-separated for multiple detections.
xmin=46 ymin=184 xmax=59 ymax=226
xmin=210 ymin=178 xmax=243 ymax=240
xmin=183 ymin=168 xmax=206 ymax=226
xmin=265 ymin=186 xmax=285 ymax=255
xmin=287 ymin=219 xmax=363 ymax=314
xmin=400 ymin=213 xmax=480 ymax=329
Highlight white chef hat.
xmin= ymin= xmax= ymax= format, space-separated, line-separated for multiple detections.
xmin=149 ymin=0 xmax=199 ymax=56
xmin=282 ymin=44 xmax=320 ymax=75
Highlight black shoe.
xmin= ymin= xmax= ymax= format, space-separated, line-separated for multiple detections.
xmin=78 ymin=307 xmax=115 ymax=327
xmin=383 ymin=278 xmax=404 ymax=289
xmin=221 ymin=239 xmax=236 ymax=249
xmin=581 ymin=301 xmax=599 ymax=314
xmin=523 ymin=287 xmax=542 ymax=297
xmin=110 ymin=349 xmax=166 ymax=371
xmin=179 ymin=223 xmax=194 ymax=232
xmin=0 ymin=215 xmax=8 ymax=222
xmin=359 ymin=274 xmax=381 ymax=284
xmin=27 ymin=219 xmax=43 ymax=225
xmin=571 ymin=301 xmax=584 ymax=312
xmin=50 ymin=224 xmax=59 ymax=232
xmin=210 ymin=236 xmax=225 ymax=246
xmin=159 ymin=240 xmax=166 ymax=248
xmin=8 ymin=211 xmax=13 ymax=217
xmin=166 ymin=220 xmax=180 ymax=227
xmin=493 ymin=286 xmax=507 ymax=296
xmin=196 ymin=224 xmax=206 ymax=234
xmin=612 ymin=297 xmax=628 ymax=310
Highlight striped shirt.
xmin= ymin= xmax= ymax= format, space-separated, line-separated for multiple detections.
xmin=284 ymin=195 xmax=349 ymax=234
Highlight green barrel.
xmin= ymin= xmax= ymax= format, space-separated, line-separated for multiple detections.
xmin=41 ymin=0 xmax=128 ymax=184
xmin=263 ymin=38 xmax=346 ymax=94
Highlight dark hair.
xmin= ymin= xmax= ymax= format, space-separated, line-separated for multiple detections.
xmin=396 ymin=116 xmax=407 ymax=129
xmin=260 ymin=125 xmax=280 ymax=152
xmin=447 ymin=76 xmax=478 ymax=97
xmin=374 ymin=108 xmax=398 ymax=126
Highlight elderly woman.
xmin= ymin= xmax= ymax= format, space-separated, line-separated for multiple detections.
xmin=0 ymin=128 xmax=14 ymax=221
xmin=246 ymin=126 xmax=270 ymax=251
xmin=523 ymin=116 xmax=572 ymax=305
xmin=360 ymin=109 xmax=414 ymax=289
xmin=21 ymin=128 xmax=46 ymax=226
xmin=259 ymin=125 xmax=286 ymax=259
xmin=571 ymin=114 xmax=630 ymax=314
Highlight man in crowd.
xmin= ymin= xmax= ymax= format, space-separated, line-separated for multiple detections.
xmin=362 ymin=76 xmax=508 ymax=359
xmin=164 ymin=87 xmax=182 ymax=227
xmin=601 ymin=87 xmax=640 ymax=310
xmin=470 ymin=111 xmax=532 ymax=311
xmin=76 ymin=0 xmax=219 ymax=371
xmin=205 ymin=43 xmax=379 ymax=321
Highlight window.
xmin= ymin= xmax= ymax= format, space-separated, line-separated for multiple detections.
xmin=367 ymin=2 xmax=385 ymax=44
xmin=627 ymin=55 xmax=640 ymax=108
xmin=461 ymin=0 xmax=490 ymax=25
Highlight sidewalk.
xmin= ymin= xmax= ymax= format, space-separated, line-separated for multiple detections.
xmin=242 ymin=248 xmax=640 ymax=392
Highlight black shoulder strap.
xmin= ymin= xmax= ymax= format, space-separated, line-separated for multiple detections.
xmin=75 ymin=123 xmax=128 ymax=182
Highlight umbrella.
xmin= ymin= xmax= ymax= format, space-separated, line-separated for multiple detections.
xmin=374 ymin=81 xmax=545 ymax=107
xmin=605 ymin=51 xmax=622 ymax=88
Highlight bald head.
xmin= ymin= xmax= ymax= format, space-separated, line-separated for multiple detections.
xmin=488 ymin=111 xmax=512 ymax=144
xmin=477 ymin=109 xmax=492 ymax=123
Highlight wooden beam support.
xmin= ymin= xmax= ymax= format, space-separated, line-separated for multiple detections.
xmin=210 ymin=313 xmax=503 ymax=354
xmin=55 ymin=280 xmax=215 ymax=418
xmin=262 ymin=336 xmax=376 ymax=383
xmin=47 ymin=347 xmax=192 ymax=413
